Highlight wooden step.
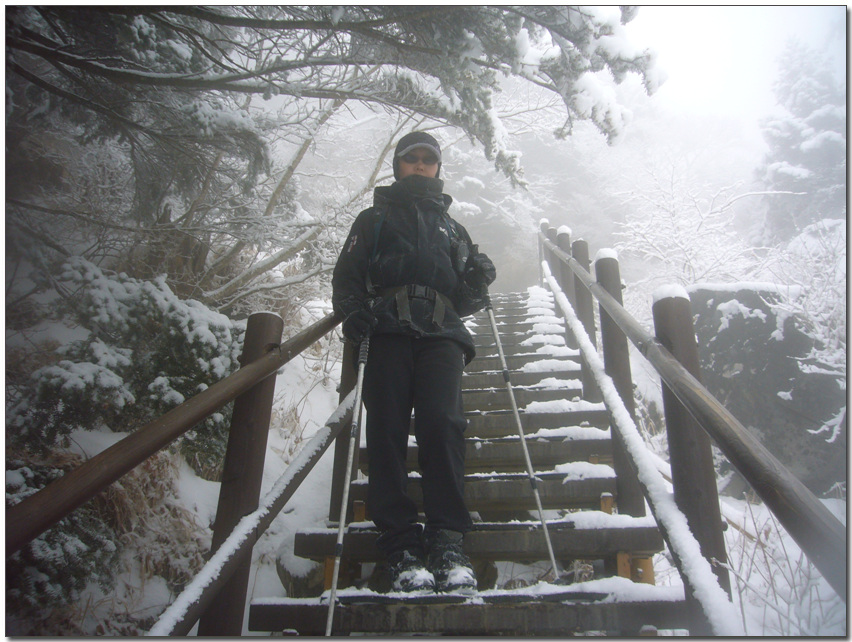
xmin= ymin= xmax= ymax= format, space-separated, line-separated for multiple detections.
xmin=249 ymin=588 xmax=689 ymax=635
xmin=257 ymin=290 xmax=688 ymax=637
xmin=359 ymin=432 xmax=613 ymax=474
xmin=472 ymin=343 xmax=573 ymax=360
xmin=401 ymin=408 xmax=606 ymax=438
xmin=470 ymin=325 xmax=570 ymax=344
xmin=464 ymin=408 xmax=610 ymax=437
xmin=293 ymin=519 xmax=664 ymax=563
xmin=472 ymin=328 xmax=566 ymax=348
xmin=470 ymin=310 xmax=558 ymax=324
xmin=472 ymin=301 xmax=539 ymax=315
xmin=463 ymin=370 xmax=580 ymax=390
xmin=347 ymin=469 xmax=617 ymax=513
xmin=473 ymin=301 xmax=561 ymax=324
xmin=463 ymin=385 xmax=583 ymax=411
xmin=465 ymin=353 xmax=581 ymax=373
xmin=474 ymin=297 xmax=554 ymax=310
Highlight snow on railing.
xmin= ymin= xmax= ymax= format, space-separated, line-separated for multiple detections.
xmin=542 ymin=261 xmax=743 ymax=636
xmin=146 ymin=389 xmax=357 ymax=636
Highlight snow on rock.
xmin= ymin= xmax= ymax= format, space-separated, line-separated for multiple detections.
xmin=686 ymin=281 xmax=802 ymax=297
xmin=715 ymin=299 xmax=767 ymax=331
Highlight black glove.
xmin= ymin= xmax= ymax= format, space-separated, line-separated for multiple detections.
xmin=465 ymin=252 xmax=496 ymax=288
xmin=342 ymin=307 xmax=377 ymax=343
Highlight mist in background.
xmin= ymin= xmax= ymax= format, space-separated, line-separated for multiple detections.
xmin=469 ymin=5 xmax=846 ymax=293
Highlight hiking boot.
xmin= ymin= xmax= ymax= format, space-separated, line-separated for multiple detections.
xmin=387 ymin=549 xmax=436 ymax=593
xmin=425 ymin=529 xmax=477 ymax=594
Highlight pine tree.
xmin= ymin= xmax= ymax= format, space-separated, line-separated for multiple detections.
xmin=6 ymin=258 xmax=244 ymax=478
xmin=7 ymin=6 xmax=662 ymax=315
xmin=757 ymin=40 xmax=846 ymax=241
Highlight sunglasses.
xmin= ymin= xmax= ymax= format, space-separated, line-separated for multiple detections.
xmin=400 ymin=152 xmax=439 ymax=165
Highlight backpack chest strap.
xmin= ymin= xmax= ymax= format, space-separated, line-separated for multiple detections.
xmin=377 ymin=284 xmax=455 ymax=328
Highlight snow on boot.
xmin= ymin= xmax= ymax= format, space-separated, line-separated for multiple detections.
xmin=425 ymin=529 xmax=477 ymax=594
xmin=387 ymin=549 xmax=436 ymax=593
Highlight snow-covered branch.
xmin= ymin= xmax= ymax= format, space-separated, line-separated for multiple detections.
xmin=201 ymin=224 xmax=323 ymax=303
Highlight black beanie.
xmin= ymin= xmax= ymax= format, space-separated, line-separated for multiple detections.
xmin=393 ymin=131 xmax=442 ymax=180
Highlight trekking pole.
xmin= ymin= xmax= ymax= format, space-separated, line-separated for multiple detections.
xmin=325 ymin=337 xmax=370 ymax=636
xmin=483 ymin=294 xmax=562 ymax=582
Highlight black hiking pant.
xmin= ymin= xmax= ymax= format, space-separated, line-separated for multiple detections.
xmin=361 ymin=333 xmax=472 ymax=555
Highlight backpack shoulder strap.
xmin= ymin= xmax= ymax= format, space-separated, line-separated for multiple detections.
xmin=364 ymin=203 xmax=390 ymax=296
xmin=370 ymin=204 xmax=389 ymax=263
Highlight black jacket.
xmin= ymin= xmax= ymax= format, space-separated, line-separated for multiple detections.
xmin=332 ymin=175 xmax=486 ymax=364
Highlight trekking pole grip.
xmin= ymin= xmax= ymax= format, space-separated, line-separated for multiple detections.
xmin=358 ymin=336 xmax=370 ymax=365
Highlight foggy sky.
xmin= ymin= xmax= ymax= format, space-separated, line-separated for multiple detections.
xmin=625 ymin=6 xmax=846 ymax=125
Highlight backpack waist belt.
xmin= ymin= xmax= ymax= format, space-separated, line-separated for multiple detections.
xmin=377 ymin=284 xmax=455 ymax=328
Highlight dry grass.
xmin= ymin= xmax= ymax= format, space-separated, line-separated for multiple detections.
xmin=7 ymin=446 xmax=210 ymax=635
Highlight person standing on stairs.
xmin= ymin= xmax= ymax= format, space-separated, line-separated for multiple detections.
xmin=332 ymin=131 xmax=497 ymax=594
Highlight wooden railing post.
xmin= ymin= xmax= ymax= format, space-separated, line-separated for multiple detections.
xmin=571 ymin=239 xmax=601 ymax=402
xmin=539 ymin=230 xmax=845 ymax=602
xmin=653 ymin=294 xmax=731 ymax=634
xmin=544 ymin=226 xmax=562 ymax=320
xmin=329 ymin=342 xmax=359 ymax=521
xmin=538 ymin=219 xmax=549 ymax=284
xmin=555 ymin=228 xmax=578 ymax=349
xmin=595 ymin=252 xmax=644 ymax=517
xmin=198 ymin=311 xmax=284 ymax=637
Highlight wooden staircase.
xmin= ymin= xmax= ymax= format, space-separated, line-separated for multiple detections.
xmin=249 ymin=290 xmax=689 ymax=635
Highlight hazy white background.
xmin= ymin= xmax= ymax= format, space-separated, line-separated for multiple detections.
xmin=626 ymin=5 xmax=846 ymax=123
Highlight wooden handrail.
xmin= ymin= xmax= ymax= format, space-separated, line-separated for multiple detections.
xmin=540 ymin=232 xmax=846 ymax=602
xmin=6 ymin=312 xmax=341 ymax=557
xmin=148 ymin=391 xmax=356 ymax=636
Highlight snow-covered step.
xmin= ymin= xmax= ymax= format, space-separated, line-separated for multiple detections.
xmin=292 ymin=519 xmax=663 ymax=565
xmin=462 ymin=369 xmax=581 ymax=390
xmin=272 ymin=290 xmax=675 ymax=636
xmin=464 ymin=352 xmax=581 ymax=373
xmin=473 ymin=299 xmax=541 ymax=314
xmin=464 ymin=407 xmax=610 ymax=438
xmin=472 ymin=342 xmax=573 ymax=359
xmin=462 ymin=432 xmax=612 ymax=471
xmin=470 ymin=319 xmax=567 ymax=338
xmin=249 ymin=585 xmax=688 ymax=635
xmin=463 ymin=385 xmax=583 ymax=411
xmin=348 ymin=468 xmax=618 ymax=513
xmin=469 ymin=314 xmax=562 ymax=331
xmin=359 ymin=431 xmax=613 ymax=475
